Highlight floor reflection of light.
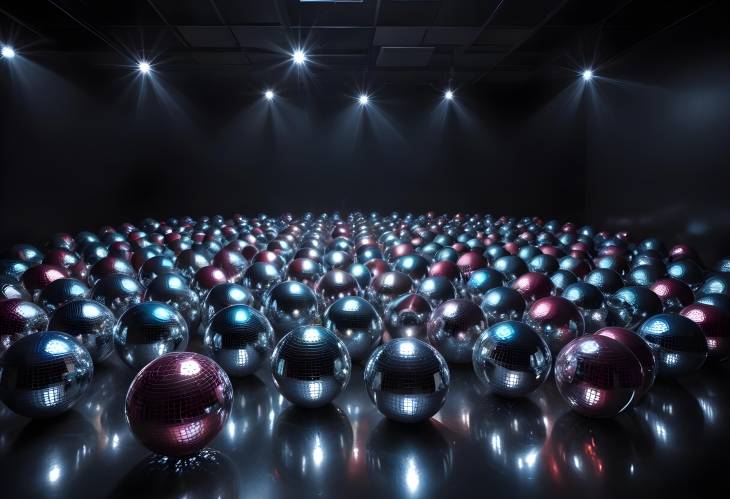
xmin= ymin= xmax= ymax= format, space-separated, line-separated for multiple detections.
xmin=112 ymin=434 xmax=120 ymax=449
xmin=405 ymin=457 xmax=420 ymax=494
xmin=698 ymin=397 xmax=716 ymax=424
xmin=313 ymin=435 xmax=324 ymax=467
xmin=48 ymin=464 xmax=61 ymax=483
xmin=491 ymin=433 xmax=502 ymax=455
xmin=654 ymin=422 xmax=668 ymax=443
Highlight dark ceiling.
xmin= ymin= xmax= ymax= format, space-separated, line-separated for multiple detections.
xmin=0 ymin=0 xmax=717 ymax=88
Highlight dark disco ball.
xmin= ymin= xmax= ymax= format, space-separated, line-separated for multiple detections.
xmin=48 ymin=298 xmax=115 ymax=362
xmin=417 ymin=276 xmax=457 ymax=308
xmin=680 ymin=303 xmax=730 ymax=362
xmin=323 ymin=296 xmax=383 ymax=361
xmin=427 ymin=298 xmax=487 ymax=363
xmin=696 ymin=293 xmax=730 ymax=315
xmin=699 ymin=274 xmax=730 ymax=296
xmin=367 ymin=271 xmax=414 ymax=312
xmin=213 ymin=249 xmax=249 ymax=282
xmin=393 ymin=254 xmax=430 ymax=285
xmin=286 ymin=258 xmax=324 ymax=288
xmin=510 ymin=271 xmax=554 ymax=305
xmin=271 ymin=325 xmax=351 ymax=408
xmin=383 ymin=292 xmax=433 ymax=341
xmin=242 ymin=262 xmax=282 ymax=306
xmin=191 ymin=265 xmax=228 ymax=301
xmin=144 ymin=273 xmax=200 ymax=326
xmin=554 ymin=335 xmax=643 ymax=418
xmin=314 ymin=269 xmax=361 ymax=308
xmin=525 ymin=296 xmax=584 ymax=357
xmin=0 ymin=298 xmax=49 ymax=355
xmin=456 ymin=251 xmax=487 ymax=277
xmin=37 ymin=278 xmax=89 ymax=314
xmin=637 ymin=313 xmax=707 ymax=377
xmin=364 ymin=338 xmax=450 ymax=423
xmin=21 ymin=264 xmax=68 ymax=300
xmin=493 ymin=256 xmax=529 ymax=282
xmin=549 ymin=269 xmax=578 ymax=295
xmin=203 ymin=304 xmax=274 ymax=377
xmin=138 ymin=255 xmax=177 ymax=286
xmin=649 ymin=278 xmax=695 ymax=312
xmin=472 ymin=320 xmax=551 ymax=397
xmin=0 ymin=275 xmax=30 ymax=301
xmin=584 ymin=268 xmax=624 ymax=295
xmin=561 ymin=282 xmax=609 ymax=334
xmin=528 ymin=254 xmax=559 ymax=275
xmin=125 ymin=352 xmax=233 ymax=457
xmin=480 ymin=286 xmax=526 ymax=325
xmin=114 ymin=301 xmax=189 ymax=371
xmin=89 ymin=256 xmax=135 ymax=286
xmin=347 ymin=262 xmax=372 ymax=289
xmin=595 ymin=327 xmax=656 ymax=396
xmin=428 ymin=260 xmax=463 ymax=284
xmin=90 ymin=274 xmax=144 ymax=318
xmin=263 ymin=280 xmax=319 ymax=340
xmin=174 ymin=248 xmax=210 ymax=280
xmin=464 ymin=268 xmax=505 ymax=302
xmin=606 ymin=286 xmax=663 ymax=330
xmin=0 ymin=331 xmax=93 ymax=418
xmin=666 ymin=260 xmax=704 ymax=289
xmin=200 ymin=283 xmax=254 ymax=330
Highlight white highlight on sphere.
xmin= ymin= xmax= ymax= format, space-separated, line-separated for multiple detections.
xmin=582 ymin=69 xmax=594 ymax=81
xmin=138 ymin=61 xmax=151 ymax=74
xmin=1 ymin=46 xmax=15 ymax=59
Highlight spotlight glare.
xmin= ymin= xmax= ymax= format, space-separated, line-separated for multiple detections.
xmin=292 ymin=49 xmax=306 ymax=65
xmin=444 ymin=89 xmax=454 ymax=101
xmin=358 ymin=94 xmax=369 ymax=106
xmin=582 ymin=69 xmax=594 ymax=81
xmin=1 ymin=46 xmax=15 ymax=59
xmin=264 ymin=89 xmax=275 ymax=101
xmin=138 ymin=61 xmax=151 ymax=74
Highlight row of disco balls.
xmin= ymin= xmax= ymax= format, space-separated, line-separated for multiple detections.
xmin=1 ymin=212 xmax=730 ymax=457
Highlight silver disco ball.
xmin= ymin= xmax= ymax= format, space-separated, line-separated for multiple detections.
xmin=364 ymin=338 xmax=450 ymax=423
xmin=90 ymin=274 xmax=144 ymax=318
xmin=637 ymin=313 xmax=707 ymax=377
xmin=114 ymin=301 xmax=189 ymax=371
xmin=242 ymin=262 xmax=282 ymax=307
xmin=383 ymin=292 xmax=433 ymax=341
xmin=472 ymin=321 xmax=552 ymax=397
xmin=323 ymin=296 xmax=383 ymax=362
xmin=427 ymin=298 xmax=487 ymax=363
xmin=144 ymin=273 xmax=200 ymax=326
xmin=200 ymin=283 xmax=254 ymax=330
xmin=0 ymin=331 xmax=93 ymax=418
xmin=479 ymin=286 xmax=526 ymax=324
xmin=204 ymin=304 xmax=274 ymax=377
xmin=270 ymin=325 xmax=351 ymax=408
xmin=263 ymin=280 xmax=320 ymax=340
xmin=48 ymin=298 xmax=116 ymax=363
xmin=37 ymin=278 xmax=89 ymax=314
xmin=417 ymin=276 xmax=457 ymax=308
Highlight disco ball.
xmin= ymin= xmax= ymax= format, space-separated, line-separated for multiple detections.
xmin=0 ymin=275 xmax=30 ymax=301
xmin=561 ymin=282 xmax=609 ymax=334
xmin=203 ymin=304 xmax=274 ymax=377
xmin=699 ymin=274 xmax=730 ymax=296
xmin=138 ymin=255 xmax=177 ymax=286
xmin=549 ymin=269 xmax=578 ymax=295
xmin=417 ymin=276 xmax=457 ymax=307
xmin=48 ymin=299 xmax=115 ymax=362
xmin=554 ymin=335 xmax=643 ymax=418
xmin=144 ymin=273 xmax=200 ymax=326
xmin=666 ymin=260 xmax=704 ymax=289
xmin=649 ymin=278 xmax=695 ymax=312
xmin=21 ymin=264 xmax=68 ymax=300
xmin=191 ymin=265 xmax=228 ymax=301
xmin=270 ymin=325 xmax=351 ymax=408
xmin=287 ymin=258 xmax=325 ymax=288
xmin=637 ymin=313 xmax=707 ymax=377
xmin=242 ymin=262 xmax=282 ymax=306
xmin=456 ymin=251 xmax=487 ymax=276
xmin=607 ymin=286 xmax=663 ymax=330
xmin=200 ymin=283 xmax=254 ymax=330
xmin=363 ymin=338 xmax=450 ymax=423
xmin=315 ymin=270 xmax=361 ymax=308
xmin=528 ymin=254 xmax=559 ymax=274
xmin=383 ymin=292 xmax=433 ymax=341
xmin=493 ymin=256 xmax=528 ymax=282
xmin=0 ymin=331 xmax=93 ymax=418
xmin=89 ymin=256 xmax=135 ymax=285
xmin=584 ymin=268 xmax=624 ymax=295
xmin=346 ymin=263 xmax=372 ymax=290
xmin=0 ymin=298 xmax=49 ymax=355
xmin=626 ymin=264 xmax=665 ymax=287
xmin=322 ymin=250 xmax=354 ymax=271
xmin=174 ymin=248 xmax=210 ymax=280
xmin=89 ymin=274 xmax=144 ymax=318
xmin=696 ymin=293 xmax=730 ymax=315
xmin=125 ymin=352 xmax=233 ymax=457
xmin=114 ymin=301 xmax=189 ymax=371
xmin=213 ymin=249 xmax=249 ymax=282
xmin=323 ymin=296 xmax=383 ymax=361
xmin=393 ymin=254 xmax=429 ymax=285
xmin=525 ymin=296 xmax=584 ymax=357
xmin=0 ymin=259 xmax=32 ymax=281
xmin=367 ymin=271 xmax=414 ymax=312
xmin=480 ymin=286 xmax=526 ymax=325
xmin=595 ymin=327 xmax=656 ymax=396
xmin=472 ymin=321 xmax=551 ymax=397
xmin=427 ymin=298 xmax=487 ymax=363
xmin=428 ymin=260 xmax=463 ymax=284
xmin=510 ymin=271 xmax=554 ymax=304
xmin=263 ymin=280 xmax=320 ymax=340
xmin=464 ymin=268 xmax=505 ymax=302
xmin=37 ymin=277 xmax=89 ymax=314
xmin=680 ymin=303 xmax=730 ymax=362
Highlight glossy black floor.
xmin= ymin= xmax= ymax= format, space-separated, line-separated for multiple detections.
xmin=1 ymin=334 xmax=728 ymax=499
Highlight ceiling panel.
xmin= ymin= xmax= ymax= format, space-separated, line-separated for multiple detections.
xmin=214 ymin=0 xmax=281 ymax=25
xmin=149 ymin=0 xmax=221 ymax=25
xmin=231 ymin=26 xmax=288 ymax=50
xmin=373 ymin=26 xmax=426 ymax=46
xmin=178 ymin=26 xmax=238 ymax=48
xmin=424 ymin=27 xmax=481 ymax=45
xmin=304 ymin=27 xmax=373 ymax=51
xmin=376 ymin=46 xmax=434 ymax=66
xmin=433 ymin=0 xmax=502 ymax=26
xmin=377 ymin=1 xmax=441 ymax=26
xmin=476 ymin=28 xmax=531 ymax=47
xmin=105 ymin=27 xmax=184 ymax=51
xmin=285 ymin=0 xmax=376 ymax=27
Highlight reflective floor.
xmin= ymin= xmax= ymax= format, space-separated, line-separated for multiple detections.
xmin=1 ymin=337 xmax=729 ymax=499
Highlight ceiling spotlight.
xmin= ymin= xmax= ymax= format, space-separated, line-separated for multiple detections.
xmin=358 ymin=94 xmax=369 ymax=106
xmin=292 ymin=49 xmax=306 ymax=65
xmin=138 ymin=61 xmax=151 ymax=74
xmin=582 ymin=69 xmax=594 ymax=81
xmin=444 ymin=89 xmax=454 ymax=101
xmin=1 ymin=46 xmax=15 ymax=59
xmin=264 ymin=89 xmax=275 ymax=101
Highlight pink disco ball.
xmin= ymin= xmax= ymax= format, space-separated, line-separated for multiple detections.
xmin=510 ymin=271 xmax=554 ymax=304
xmin=125 ymin=352 xmax=233 ymax=457
xmin=680 ymin=303 xmax=730 ymax=362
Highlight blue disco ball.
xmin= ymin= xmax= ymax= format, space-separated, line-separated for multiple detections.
xmin=90 ymin=274 xmax=144 ymax=318
xmin=37 ymin=278 xmax=89 ymax=314
xmin=204 ymin=304 xmax=274 ymax=377
xmin=263 ymin=280 xmax=320 ymax=340
xmin=417 ymin=276 xmax=456 ymax=308
xmin=200 ymin=283 xmax=254 ymax=329
xmin=472 ymin=321 xmax=551 ymax=397
xmin=0 ymin=331 xmax=93 ymax=418
xmin=637 ymin=313 xmax=707 ymax=377
xmin=383 ymin=292 xmax=433 ymax=341
xmin=364 ymin=338 xmax=450 ymax=423
xmin=427 ymin=299 xmax=487 ymax=363
xmin=323 ymin=296 xmax=383 ymax=362
xmin=144 ymin=273 xmax=200 ymax=326
xmin=270 ymin=325 xmax=351 ymax=408
xmin=114 ymin=301 xmax=189 ymax=371
xmin=479 ymin=286 xmax=526 ymax=325
xmin=48 ymin=298 xmax=115 ymax=362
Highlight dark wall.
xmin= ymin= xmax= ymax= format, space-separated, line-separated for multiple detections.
xmin=585 ymin=5 xmax=730 ymax=262
xmin=0 ymin=58 xmax=585 ymax=248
